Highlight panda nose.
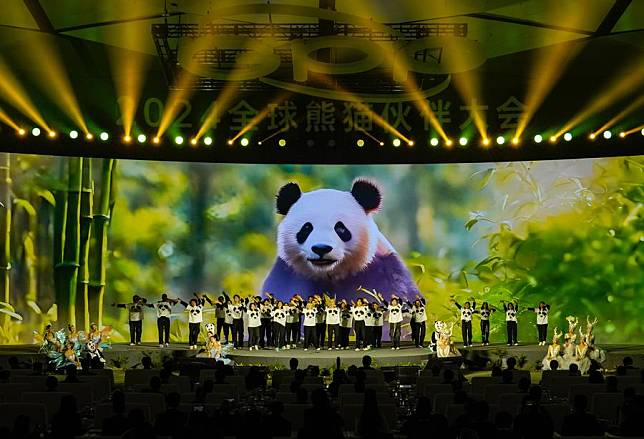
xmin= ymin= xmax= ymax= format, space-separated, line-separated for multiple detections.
xmin=312 ymin=244 xmax=333 ymax=257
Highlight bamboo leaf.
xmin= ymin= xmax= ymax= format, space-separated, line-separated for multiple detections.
xmin=37 ymin=189 xmax=56 ymax=206
xmin=465 ymin=218 xmax=478 ymax=231
xmin=27 ymin=300 xmax=42 ymax=315
xmin=0 ymin=301 xmax=16 ymax=312
xmin=13 ymin=198 xmax=36 ymax=217
xmin=0 ymin=308 xmax=22 ymax=320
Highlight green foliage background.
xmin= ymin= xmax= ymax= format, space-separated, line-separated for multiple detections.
xmin=3 ymin=155 xmax=643 ymax=344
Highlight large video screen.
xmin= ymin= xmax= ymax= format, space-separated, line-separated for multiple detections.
xmin=1 ymin=154 xmax=642 ymax=344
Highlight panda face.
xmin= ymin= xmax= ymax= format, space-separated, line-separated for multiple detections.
xmin=205 ymin=323 xmax=215 ymax=335
xmin=275 ymin=180 xmax=383 ymax=280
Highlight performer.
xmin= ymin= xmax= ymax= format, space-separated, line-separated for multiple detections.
xmin=541 ymin=327 xmax=562 ymax=370
xmin=561 ymin=316 xmax=579 ymax=370
xmin=371 ymin=302 xmax=385 ymax=349
xmin=112 ymin=295 xmax=148 ymax=345
xmin=453 ymin=299 xmax=475 ymax=347
xmin=314 ymin=295 xmax=327 ymax=349
xmin=271 ymin=300 xmax=288 ymax=351
xmin=502 ymin=300 xmax=519 ymax=346
xmin=576 ymin=327 xmax=591 ymax=374
xmin=285 ymin=295 xmax=303 ymax=349
xmin=225 ymin=292 xmax=248 ymax=348
xmin=247 ymin=302 xmax=262 ymax=351
xmin=180 ymin=293 xmax=212 ymax=350
xmin=260 ymin=296 xmax=274 ymax=348
xmin=215 ymin=295 xmax=228 ymax=343
xmin=477 ymin=302 xmax=496 ymax=346
xmin=364 ymin=299 xmax=375 ymax=350
xmin=351 ymin=298 xmax=368 ymax=351
xmin=339 ymin=300 xmax=353 ymax=350
xmin=585 ymin=316 xmax=606 ymax=366
xmin=149 ymin=293 xmax=180 ymax=348
xmin=384 ymin=296 xmax=404 ymax=350
xmin=325 ymin=297 xmax=341 ymax=350
xmin=429 ymin=320 xmax=443 ymax=352
xmin=437 ymin=321 xmax=455 ymax=358
xmin=302 ymin=301 xmax=320 ymax=351
xmin=409 ymin=297 xmax=427 ymax=348
xmin=527 ymin=302 xmax=550 ymax=345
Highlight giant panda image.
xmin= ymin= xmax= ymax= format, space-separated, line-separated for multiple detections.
xmin=262 ymin=179 xmax=420 ymax=301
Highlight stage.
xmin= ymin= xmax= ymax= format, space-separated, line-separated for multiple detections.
xmin=1 ymin=342 xmax=642 ymax=370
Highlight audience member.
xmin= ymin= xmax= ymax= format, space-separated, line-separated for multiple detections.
xmin=298 ymin=388 xmax=343 ymax=439
xmin=154 ymin=392 xmax=187 ymax=439
xmin=358 ymin=388 xmax=391 ymax=439
xmin=623 ymin=356 xmax=637 ymax=369
xmin=122 ymin=408 xmax=156 ymax=439
xmin=361 ymin=355 xmax=373 ymax=370
xmin=561 ymin=394 xmax=603 ymax=436
xmin=289 ymin=357 xmax=299 ymax=371
xmin=568 ymin=363 xmax=580 ymax=376
xmin=506 ymin=357 xmax=517 ymax=370
xmin=144 ymin=376 xmax=162 ymax=393
xmin=549 ymin=359 xmax=559 ymax=370
xmin=588 ymin=370 xmax=604 ymax=384
xmin=606 ymin=375 xmax=619 ymax=393
xmin=141 ymin=356 xmax=153 ymax=369
xmin=403 ymin=396 xmax=448 ymax=439
xmin=102 ymin=390 xmax=129 ymax=436
xmin=45 ymin=375 xmax=59 ymax=391
xmin=514 ymin=386 xmax=554 ymax=439
xmin=50 ymin=395 xmax=84 ymax=439
xmin=262 ymin=401 xmax=291 ymax=438
xmin=63 ymin=364 xmax=80 ymax=383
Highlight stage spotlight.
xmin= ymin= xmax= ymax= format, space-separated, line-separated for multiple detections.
xmin=408 ymin=140 xmax=414 ymax=146
xmin=203 ymin=136 xmax=213 ymax=146
xmin=175 ymin=136 xmax=184 ymax=145
xmin=392 ymin=138 xmax=401 ymax=147
xmin=278 ymin=139 xmax=286 ymax=147
xmin=619 ymin=132 xmax=626 ymax=138
xmin=589 ymin=133 xmax=596 ymax=140
xmin=563 ymin=132 xmax=572 ymax=142
xmin=641 ymin=128 xmax=644 ymax=136
xmin=482 ymin=138 xmax=490 ymax=147
xmin=48 ymin=131 xmax=57 ymax=139
xmin=603 ymin=130 xmax=611 ymax=139
xmin=258 ymin=141 xmax=263 ymax=145
xmin=549 ymin=136 xmax=557 ymax=143
xmin=511 ymin=137 xmax=520 ymax=146
xmin=17 ymin=128 xmax=26 ymax=136
xmin=445 ymin=139 xmax=453 ymax=147
xmin=430 ymin=138 xmax=439 ymax=147
xmin=86 ymin=133 xmax=94 ymax=140
xmin=459 ymin=137 xmax=468 ymax=146
xmin=227 ymin=139 xmax=233 ymax=145
xmin=137 ymin=134 xmax=147 ymax=143
xmin=533 ymin=134 xmax=543 ymax=144
xmin=496 ymin=136 xmax=505 ymax=145
xmin=190 ymin=138 xmax=198 ymax=146
xmin=356 ymin=139 xmax=365 ymax=147
xmin=240 ymin=138 xmax=250 ymax=147
xmin=379 ymin=141 xmax=385 ymax=146
xmin=152 ymin=137 xmax=160 ymax=144
xmin=69 ymin=130 xmax=79 ymax=139
xmin=123 ymin=135 xmax=132 ymax=143
xmin=32 ymin=127 xmax=41 ymax=137
xmin=99 ymin=132 xmax=109 ymax=141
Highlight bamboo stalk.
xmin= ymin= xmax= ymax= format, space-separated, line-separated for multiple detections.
xmin=0 ymin=153 xmax=11 ymax=325
xmin=53 ymin=158 xmax=68 ymax=316
xmin=78 ymin=159 xmax=93 ymax=331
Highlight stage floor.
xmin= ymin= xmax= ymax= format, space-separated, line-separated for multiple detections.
xmin=2 ymin=342 xmax=643 ymax=370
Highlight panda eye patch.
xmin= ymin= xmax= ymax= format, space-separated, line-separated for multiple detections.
xmin=296 ymin=222 xmax=313 ymax=244
xmin=335 ymin=221 xmax=352 ymax=242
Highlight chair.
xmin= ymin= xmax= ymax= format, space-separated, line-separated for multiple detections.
xmin=542 ymin=403 xmax=570 ymax=433
xmin=94 ymin=402 xmax=152 ymax=426
xmin=471 ymin=376 xmax=500 ymax=394
xmin=57 ymin=382 xmax=94 ymax=406
xmin=178 ymin=403 xmax=219 ymax=416
xmin=133 ymin=384 xmax=180 ymax=394
xmin=591 ymin=393 xmax=622 ymax=423
xmin=9 ymin=375 xmax=48 ymax=388
xmin=423 ymin=384 xmax=454 ymax=398
xmin=0 ymin=403 xmax=48 ymax=431
xmin=341 ymin=404 xmax=395 ymax=433
xmin=211 ymin=383 xmax=239 ymax=398
xmin=484 ymin=384 xmax=521 ymax=402
xmin=283 ymin=404 xmax=308 ymax=431
xmin=497 ymin=393 xmax=527 ymax=415
xmin=79 ymin=375 xmax=112 ymax=400
xmin=124 ymin=369 xmax=161 ymax=387
xmin=339 ymin=392 xmax=392 ymax=406
xmin=416 ymin=376 xmax=444 ymax=394
xmin=433 ymin=393 xmax=455 ymax=415
xmin=568 ymin=384 xmax=605 ymax=402
xmin=303 ymin=376 xmax=324 ymax=385
xmin=21 ymin=392 xmax=71 ymax=418
xmin=0 ymin=383 xmax=36 ymax=402
xmin=508 ymin=369 xmax=531 ymax=384
xmin=549 ymin=376 xmax=588 ymax=398
xmin=541 ymin=370 xmax=572 ymax=387
xmin=276 ymin=392 xmax=298 ymax=403
xmin=446 ymin=404 xmax=466 ymax=425
xmin=271 ymin=370 xmax=296 ymax=388
xmin=168 ymin=375 xmax=191 ymax=393
xmin=124 ymin=392 xmax=166 ymax=416
xmin=338 ymin=383 xmax=387 ymax=395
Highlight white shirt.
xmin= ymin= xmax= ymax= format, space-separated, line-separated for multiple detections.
xmin=126 ymin=303 xmax=145 ymax=321
xmin=534 ymin=307 xmax=549 ymax=325
xmin=351 ymin=305 xmax=368 ymax=321
xmin=272 ymin=307 xmax=288 ymax=326
xmin=364 ymin=310 xmax=376 ymax=326
xmin=505 ymin=308 xmax=517 ymax=322
xmin=325 ymin=307 xmax=341 ymax=325
xmin=229 ymin=302 xmax=245 ymax=320
xmin=186 ymin=304 xmax=204 ymax=324
xmin=247 ymin=309 xmax=262 ymax=328
xmin=340 ymin=309 xmax=353 ymax=328
xmin=387 ymin=304 xmax=403 ymax=324
xmin=224 ymin=305 xmax=234 ymax=324
xmin=460 ymin=307 xmax=474 ymax=322
xmin=372 ymin=309 xmax=384 ymax=326
xmin=479 ymin=308 xmax=493 ymax=321
xmin=153 ymin=301 xmax=173 ymax=318
xmin=303 ymin=308 xmax=318 ymax=327
xmin=412 ymin=304 xmax=427 ymax=323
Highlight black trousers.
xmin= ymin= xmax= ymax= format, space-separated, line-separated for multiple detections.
xmin=481 ymin=320 xmax=490 ymax=344
xmin=260 ymin=318 xmax=272 ymax=347
xmin=285 ymin=322 xmax=297 ymax=345
xmin=249 ymin=326 xmax=260 ymax=347
xmin=414 ymin=321 xmax=426 ymax=347
xmin=410 ymin=318 xmax=418 ymax=344
xmin=507 ymin=321 xmax=518 ymax=344
xmin=232 ymin=318 xmax=244 ymax=347
xmin=272 ymin=323 xmax=286 ymax=348
xmin=216 ymin=318 xmax=226 ymax=340
xmin=340 ymin=326 xmax=351 ymax=348
xmin=188 ymin=322 xmax=200 ymax=346
xmin=365 ymin=326 xmax=374 ymax=347
xmin=157 ymin=317 xmax=170 ymax=344
xmin=303 ymin=325 xmax=317 ymax=349
xmin=327 ymin=324 xmax=340 ymax=348
xmin=461 ymin=320 xmax=473 ymax=345
xmin=129 ymin=320 xmax=142 ymax=344
xmin=372 ymin=325 xmax=383 ymax=348
xmin=354 ymin=320 xmax=366 ymax=348
xmin=390 ymin=322 xmax=401 ymax=348
xmin=316 ymin=323 xmax=326 ymax=347
xmin=537 ymin=324 xmax=548 ymax=343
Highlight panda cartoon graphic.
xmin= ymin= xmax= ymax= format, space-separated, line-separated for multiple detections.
xmin=262 ymin=179 xmax=419 ymax=301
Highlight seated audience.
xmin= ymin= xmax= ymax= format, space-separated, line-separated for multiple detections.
xmin=154 ymin=392 xmax=187 ymax=439
xmin=403 ymin=396 xmax=448 ymax=439
xmin=561 ymin=394 xmax=603 ymax=436
xmin=262 ymin=401 xmax=291 ymax=438
xmin=50 ymin=394 xmax=85 ymax=439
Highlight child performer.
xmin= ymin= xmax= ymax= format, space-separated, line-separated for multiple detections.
xmin=384 ymin=296 xmax=404 ymax=350
xmin=260 ymin=296 xmax=274 ymax=348
xmin=502 ymin=300 xmax=519 ymax=346
xmin=113 ymin=295 xmax=148 ymax=346
xmin=351 ymin=298 xmax=368 ymax=351
xmin=271 ymin=301 xmax=288 ymax=351
xmin=247 ymin=302 xmax=262 ymax=351
xmin=478 ymin=302 xmax=496 ymax=346
xmin=325 ymin=297 xmax=341 ymax=350
xmin=150 ymin=293 xmax=180 ymax=348
xmin=302 ymin=301 xmax=320 ymax=351
xmin=527 ymin=302 xmax=550 ymax=345
xmin=453 ymin=299 xmax=475 ymax=347
xmin=339 ymin=300 xmax=353 ymax=350
xmin=409 ymin=297 xmax=427 ymax=348
xmin=180 ymin=293 xmax=212 ymax=350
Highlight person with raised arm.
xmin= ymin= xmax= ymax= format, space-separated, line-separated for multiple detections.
xmin=112 ymin=294 xmax=148 ymax=346
xmin=527 ymin=301 xmax=551 ymax=345
xmin=452 ymin=298 xmax=475 ymax=347
xmin=150 ymin=293 xmax=180 ymax=348
xmin=477 ymin=302 xmax=496 ymax=346
xmin=502 ymin=300 xmax=519 ymax=346
xmin=383 ymin=295 xmax=406 ymax=350
xmin=408 ymin=296 xmax=427 ymax=348
xmin=179 ymin=292 xmax=212 ymax=350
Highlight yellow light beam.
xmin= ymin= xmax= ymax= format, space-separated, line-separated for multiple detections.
xmin=621 ymin=124 xmax=644 ymax=137
xmin=0 ymin=107 xmax=21 ymax=132
xmin=556 ymin=60 xmax=644 ymax=137
xmin=591 ymin=94 xmax=644 ymax=137
xmin=228 ymin=93 xmax=291 ymax=143
xmin=257 ymin=127 xmax=288 ymax=145
xmin=0 ymin=61 xmax=50 ymax=131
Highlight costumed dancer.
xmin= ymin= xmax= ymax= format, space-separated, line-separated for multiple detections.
xmin=215 ymin=294 xmax=228 ymax=343
xmin=86 ymin=322 xmax=111 ymax=367
xmin=197 ymin=325 xmax=233 ymax=364
xmin=384 ymin=296 xmax=404 ymax=350
xmin=409 ymin=297 xmax=427 ymax=348
xmin=437 ymin=321 xmax=455 ymax=358
xmin=541 ymin=327 xmax=562 ymax=370
xmin=576 ymin=326 xmax=591 ymax=374
xmin=150 ymin=293 xmax=180 ymax=348
xmin=560 ymin=316 xmax=578 ymax=370
xmin=371 ymin=302 xmax=385 ymax=349
xmin=429 ymin=320 xmax=444 ymax=352
xmin=325 ymin=297 xmax=341 ymax=350
xmin=527 ymin=302 xmax=550 ymax=345
xmin=302 ymin=301 xmax=320 ymax=351
xmin=247 ymin=302 xmax=262 ymax=351
xmin=260 ymin=295 xmax=274 ymax=348
xmin=285 ymin=295 xmax=303 ymax=349
xmin=225 ymin=292 xmax=248 ymax=348
xmin=585 ymin=316 xmax=606 ymax=366
xmin=453 ymin=298 xmax=475 ymax=347
xmin=180 ymin=293 xmax=212 ymax=350
xmin=478 ymin=302 xmax=496 ymax=346
xmin=314 ymin=295 xmax=327 ymax=348
xmin=363 ymin=299 xmax=375 ymax=350
xmin=271 ymin=301 xmax=288 ymax=351
xmin=339 ymin=300 xmax=353 ymax=350
xmin=502 ymin=300 xmax=519 ymax=346
xmin=112 ymin=295 xmax=148 ymax=345
xmin=351 ymin=298 xmax=368 ymax=351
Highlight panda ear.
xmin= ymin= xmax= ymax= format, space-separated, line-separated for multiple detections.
xmin=276 ymin=182 xmax=302 ymax=215
xmin=351 ymin=178 xmax=382 ymax=213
